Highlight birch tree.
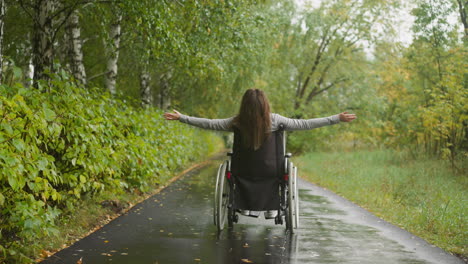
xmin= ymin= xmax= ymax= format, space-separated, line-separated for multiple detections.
xmin=140 ymin=67 xmax=151 ymax=108
xmin=158 ymin=71 xmax=172 ymax=110
xmin=18 ymin=0 xmax=87 ymax=88
xmin=104 ymin=11 xmax=121 ymax=96
xmin=66 ymin=9 xmax=86 ymax=85
xmin=30 ymin=0 xmax=57 ymax=87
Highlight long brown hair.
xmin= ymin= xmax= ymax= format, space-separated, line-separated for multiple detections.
xmin=233 ymin=89 xmax=272 ymax=150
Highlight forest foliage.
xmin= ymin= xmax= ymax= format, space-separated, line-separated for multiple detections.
xmin=0 ymin=70 xmax=219 ymax=262
xmin=0 ymin=0 xmax=466 ymax=262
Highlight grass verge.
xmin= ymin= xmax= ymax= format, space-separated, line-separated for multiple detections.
xmin=296 ymin=149 xmax=467 ymax=259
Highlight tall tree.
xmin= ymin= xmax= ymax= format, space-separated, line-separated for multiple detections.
xmin=455 ymin=0 xmax=468 ymax=44
xmin=30 ymin=0 xmax=57 ymax=87
xmin=407 ymin=0 xmax=467 ymax=162
xmin=139 ymin=57 xmax=151 ymax=108
xmin=158 ymin=71 xmax=171 ymax=110
xmin=295 ymin=0 xmax=390 ymax=112
xmin=66 ymin=9 xmax=86 ymax=85
xmin=18 ymin=0 xmax=86 ymax=88
xmin=104 ymin=11 xmax=121 ymax=96
xmin=290 ymin=0 xmax=398 ymax=113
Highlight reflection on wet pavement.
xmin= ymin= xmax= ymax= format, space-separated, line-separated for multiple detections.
xmin=293 ymin=190 xmax=428 ymax=264
xmin=42 ymin=163 xmax=439 ymax=264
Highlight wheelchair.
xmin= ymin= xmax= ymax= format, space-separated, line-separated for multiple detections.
xmin=214 ymin=126 xmax=300 ymax=233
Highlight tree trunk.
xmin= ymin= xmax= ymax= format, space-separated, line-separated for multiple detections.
xmin=67 ymin=10 xmax=87 ymax=85
xmin=56 ymin=2 xmax=69 ymax=69
xmin=25 ymin=56 xmax=34 ymax=87
xmin=105 ymin=14 xmax=122 ymax=96
xmin=0 ymin=0 xmax=5 ymax=83
xmin=32 ymin=0 xmax=56 ymax=88
xmin=158 ymin=72 xmax=171 ymax=110
xmin=456 ymin=0 xmax=468 ymax=45
xmin=140 ymin=69 xmax=151 ymax=108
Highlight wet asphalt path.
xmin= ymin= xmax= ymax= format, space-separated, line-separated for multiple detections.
xmin=41 ymin=161 xmax=464 ymax=264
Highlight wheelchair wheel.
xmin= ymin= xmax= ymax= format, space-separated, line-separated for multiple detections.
xmin=286 ymin=162 xmax=299 ymax=232
xmin=293 ymin=166 xmax=300 ymax=228
xmin=286 ymin=161 xmax=294 ymax=231
xmin=214 ymin=161 xmax=230 ymax=232
xmin=214 ymin=163 xmax=223 ymax=226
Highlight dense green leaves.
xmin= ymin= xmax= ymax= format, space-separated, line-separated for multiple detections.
xmin=0 ymin=74 xmax=219 ymax=263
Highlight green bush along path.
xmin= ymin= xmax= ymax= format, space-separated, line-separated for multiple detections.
xmin=0 ymin=77 xmax=222 ymax=263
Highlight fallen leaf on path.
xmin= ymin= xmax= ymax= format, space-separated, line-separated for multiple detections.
xmin=241 ymin=259 xmax=254 ymax=263
xmin=194 ymin=258 xmax=201 ymax=261
xmin=76 ymin=257 xmax=83 ymax=264
xmin=40 ymin=250 xmax=52 ymax=258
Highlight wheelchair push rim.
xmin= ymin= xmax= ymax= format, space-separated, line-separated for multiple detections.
xmin=286 ymin=161 xmax=299 ymax=232
xmin=214 ymin=161 xmax=230 ymax=232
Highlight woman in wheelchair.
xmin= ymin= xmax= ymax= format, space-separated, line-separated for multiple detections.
xmin=164 ymin=89 xmax=356 ymax=232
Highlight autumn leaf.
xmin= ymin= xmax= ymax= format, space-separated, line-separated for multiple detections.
xmin=241 ymin=259 xmax=254 ymax=263
xmin=40 ymin=250 xmax=52 ymax=258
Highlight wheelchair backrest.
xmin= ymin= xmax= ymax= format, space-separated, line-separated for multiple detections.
xmin=231 ymin=125 xmax=286 ymax=179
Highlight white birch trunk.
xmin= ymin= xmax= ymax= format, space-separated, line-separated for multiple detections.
xmin=57 ymin=2 xmax=69 ymax=69
xmin=0 ymin=0 xmax=5 ymax=83
xmin=67 ymin=10 xmax=87 ymax=85
xmin=25 ymin=56 xmax=34 ymax=87
xmin=158 ymin=71 xmax=172 ymax=110
xmin=32 ymin=0 xmax=56 ymax=87
xmin=105 ymin=14 xmax=122 ymax=96
xmin=140 ymin=70 xmax=151 ymax=108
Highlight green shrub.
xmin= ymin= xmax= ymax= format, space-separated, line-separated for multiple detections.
xmin=0 ymin=74 xmax=221 ymax=263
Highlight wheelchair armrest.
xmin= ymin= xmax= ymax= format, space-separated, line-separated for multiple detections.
xmin=285 ymin=152 xmax=292 ymax=158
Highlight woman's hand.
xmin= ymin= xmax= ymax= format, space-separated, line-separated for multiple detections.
xmin=163 ymin=110 xmax=181 ymax=120
xmin=339 ymin=112 xmax=357 ymax=122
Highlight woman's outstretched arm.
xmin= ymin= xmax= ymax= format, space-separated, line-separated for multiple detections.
xmin=163 ymin=110 xmax=234 ymax=131
xmin=338 ymin=112 xmax=357 ymax=122
xmin=273 ymin=112 xmax=356 ymax=131
xmin=163 ymin=110 xmax=182 ymax=120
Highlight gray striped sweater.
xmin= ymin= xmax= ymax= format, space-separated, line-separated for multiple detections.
xmin=179 ymin=113 xmax=341 ymax=131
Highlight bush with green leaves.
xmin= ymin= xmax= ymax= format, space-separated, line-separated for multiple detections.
xmin=0 ymin=74 xmax=220 ymax=262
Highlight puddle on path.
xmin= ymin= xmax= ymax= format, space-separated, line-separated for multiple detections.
xmin=41 ymin=162 xmax=431 ymax=264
